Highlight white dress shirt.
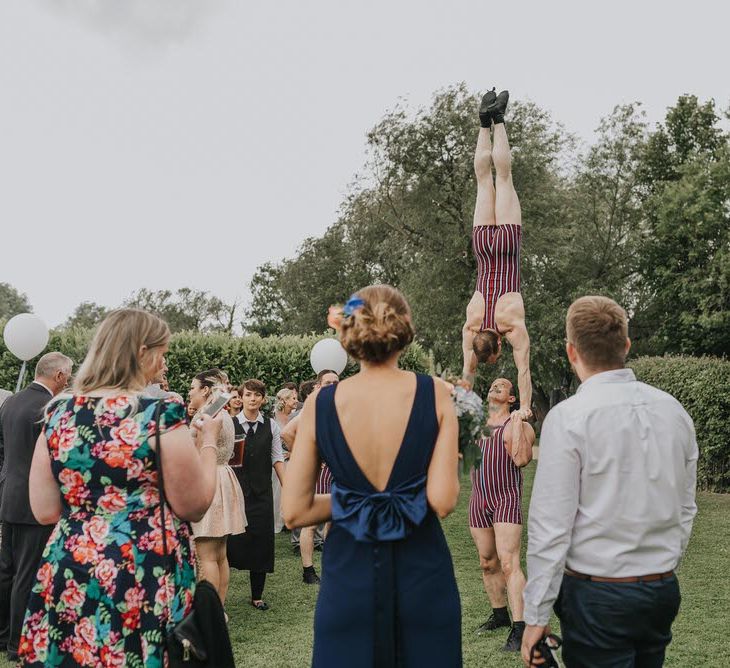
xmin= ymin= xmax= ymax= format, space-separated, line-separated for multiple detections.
xmin=523 ymin=368 xmax=698 ymax=626
xmin=236 ymin=412 xmax=286 ymax=465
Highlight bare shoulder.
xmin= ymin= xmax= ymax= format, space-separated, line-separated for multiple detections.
xmin=432 ymin=377 xmax=456 ymax=420
xmin=432 ymin=376 xmax=454 ymax=400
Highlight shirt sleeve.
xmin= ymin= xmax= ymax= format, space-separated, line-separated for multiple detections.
xmin=157 ymin=398 xmax=187 ymax=434
xmin=523 ymin=406 xmax=582 ymax=626
xmin=270 ymin=419 xmax=285 ymax=465
xmin=679 ymin=412 xmax=698 ymax=556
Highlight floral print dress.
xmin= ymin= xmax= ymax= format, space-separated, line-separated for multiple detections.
xmin=18 ymin=396 xmax=197 ymax=668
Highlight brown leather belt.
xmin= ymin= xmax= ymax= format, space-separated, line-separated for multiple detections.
xmin=565 ymin=568 xmax=675 ymax=584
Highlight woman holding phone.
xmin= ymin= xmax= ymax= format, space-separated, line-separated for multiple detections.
xmin=187 ymin=369 xmax=247 ymax=605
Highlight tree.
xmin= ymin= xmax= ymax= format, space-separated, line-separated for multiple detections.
xmin=633 ymin=95 xmax=729 ymax=356
xmin=125 ymin=288 xmax=238 ymax=334
xmin=0 ymin=283 xmax=32 ymax=321
xmin=638 ymin=147 xmax=730 ymax=356
xmin=247 ymin=85 xmax=578 ymax=409
xmin=62 ymin=302 xmax=108 ymax=330
xmin=246 ymin=263 xmax=285 ymax=336
xmin=244 ymin=87 xmax=730 ymax=416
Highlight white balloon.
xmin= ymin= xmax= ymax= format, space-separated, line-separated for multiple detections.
xmin=310 ymin=338 xmax=348 ymax=375
xmin=3 ymin=313 xmax=50 ymax=361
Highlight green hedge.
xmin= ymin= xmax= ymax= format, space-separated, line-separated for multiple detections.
xmin=629 ymin=355 xmax=729 ymax=492
xmin=0 ymin=327 xmax=430 ymax=397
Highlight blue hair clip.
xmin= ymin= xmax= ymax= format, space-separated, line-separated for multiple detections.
xmin=343 ymin=295 xmax=365 ymax=317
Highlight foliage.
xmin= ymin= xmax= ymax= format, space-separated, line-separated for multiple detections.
xmin=61 ymin=301 xmax=109 ymax=330
xmin=125 ymin=288 xmax=239 ymax=334
xmin=0 ymin=326 xmax=93 ymax=392
xmin=629 ymin=355 xmax=730 ymax=492
xmin=635 ymin=109 xmax=730 ymax=356
xmin=0 ymin=283 xmax=32 ymax=321
xmin=0 ymin=327 xmax=429 ymax=397
xmin=452 ymin=386 xmax=484 ymax=468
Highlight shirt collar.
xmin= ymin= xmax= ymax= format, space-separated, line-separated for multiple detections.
xmin=576 ymin=368 xmax=636 ymax=393
xmin=33 ymin=380 xmax=54 ymax=396
xmin=238 ymin=412 xmax=264 ymax=425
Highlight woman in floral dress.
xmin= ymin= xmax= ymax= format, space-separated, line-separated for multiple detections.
xmin=18 ymin=309 xmax=221 ymax=667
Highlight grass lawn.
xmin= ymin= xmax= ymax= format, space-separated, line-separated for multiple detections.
xmin=2 ymin=466 xmax=727 ymax=666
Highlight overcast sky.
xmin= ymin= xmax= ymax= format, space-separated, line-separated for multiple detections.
xmin=1 ymin=0 xmax=727 ymax=328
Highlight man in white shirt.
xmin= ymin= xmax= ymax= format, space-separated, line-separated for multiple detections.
xmin=521 ymin=296 xmax=698 ymax=668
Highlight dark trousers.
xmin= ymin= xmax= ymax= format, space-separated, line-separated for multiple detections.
xmin=0 ymin=522 xmax=53 ymax=653
xmin=250 ymin=571 xmax=267 ymax=600
xmin=555 ymin=573 xmax=681 ymax=668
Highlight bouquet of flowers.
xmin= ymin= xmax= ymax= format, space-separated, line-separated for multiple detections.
xmin=451 ymin=385 xmax=485 ymax=469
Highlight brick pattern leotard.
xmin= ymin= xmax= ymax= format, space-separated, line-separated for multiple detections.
xmin=315 ymin=464 xmax=333 ymax=495
xmin=468 ymin=416 xmax=523 ymax=528
xmin=472 ymin=224 xmax=522 ymax=332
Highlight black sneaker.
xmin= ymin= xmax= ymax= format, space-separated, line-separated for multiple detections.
xmin=475 ymin=612 xmax=511 ymax=634
xmin=479 ymin=88 xmax=497 ymax=127
xmin=303 ymin=569 xmax=321 ymax=585
xmin=485 ymin=90 xmax=509 ymax=124
xmin=502 ymin=624 xmax=524 ymax=652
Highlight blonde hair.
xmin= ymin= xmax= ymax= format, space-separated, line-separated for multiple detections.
xmin=74 ymin=308 xmax=170 ymax=394
xmin=339 ymin=285 xmax=415 ymax=363
xmin=566 ymin=296 xmax=629 ymax=370
xmin=275 ymin=388 xmax=297 ymax=412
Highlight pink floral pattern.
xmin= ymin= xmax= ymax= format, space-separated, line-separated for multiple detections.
xmin=19 ymin=396 xmax=195 ymax=667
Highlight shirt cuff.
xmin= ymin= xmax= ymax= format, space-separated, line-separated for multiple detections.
xmin=523 ymin=601 xmax=553 ymax=627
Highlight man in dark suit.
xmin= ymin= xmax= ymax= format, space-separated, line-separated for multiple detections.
xmin=0 ymin=352 xmax=72 ymax=661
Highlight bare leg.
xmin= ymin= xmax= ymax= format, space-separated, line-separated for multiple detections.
xmin=300 ymin=526 xmax=315 ymax=569
xmin=494 ymin=523 xmax=526 ymax=621
xmin=218 ymin=539 xmax=231 ymax=604
xmin=470 ymin=527 xmax=507 ymax=607
xmin=196 ymin=538 xmax=222 ymax=595
xmin=473 ymin=128 xmax=496 ymax=227
xmin=492 ymin=124 xmax=522 ymax=227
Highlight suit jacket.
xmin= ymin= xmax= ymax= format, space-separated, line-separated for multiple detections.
xmin=0 ymin=382 xmax=53 ymax=524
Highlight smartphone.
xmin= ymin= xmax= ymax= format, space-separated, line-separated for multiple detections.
xmin=200 ymin=392 xmax=232 ymax=420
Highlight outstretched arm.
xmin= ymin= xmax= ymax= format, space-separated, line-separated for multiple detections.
xmin=462 ymin=293 xmax=484 ymax=387
xmin=462 ymin=323 xmax=478 ymax=388
xmin=510 ymin=327 xmax=532 ymax=419
xmin=506 ymin=412 xmax=535 ymax=468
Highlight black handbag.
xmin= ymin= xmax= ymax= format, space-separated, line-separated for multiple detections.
xmin=154 ymin=402 xmax=236 ymax=667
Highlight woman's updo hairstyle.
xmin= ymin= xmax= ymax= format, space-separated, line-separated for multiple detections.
xmin=194 ymin=368 xmax=229 ymax=402
xmin=339 ymin=285 xmax=415 ymax=363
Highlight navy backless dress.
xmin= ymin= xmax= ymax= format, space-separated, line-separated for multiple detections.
xmin=312 ymin=373 xmax=462 ymax=668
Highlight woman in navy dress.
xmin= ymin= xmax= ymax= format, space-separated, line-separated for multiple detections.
xmin=283 ymin=284 xmax=462 ymax=668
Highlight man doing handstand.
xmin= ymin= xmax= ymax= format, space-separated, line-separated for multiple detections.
xmin=462 ymin=89 xmax=532 ymax=419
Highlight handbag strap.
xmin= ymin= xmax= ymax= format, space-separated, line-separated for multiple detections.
xmin=154 ymin=399 xmax=178 ymax=641
xmin=154 ymin=400 xmax=172 ymax=562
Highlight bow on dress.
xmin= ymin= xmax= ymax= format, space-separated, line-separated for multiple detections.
xmin=331 ymin=474 xmax=429 ymax=667
xmin=331 ymin=474 xmax=428 ymax=543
